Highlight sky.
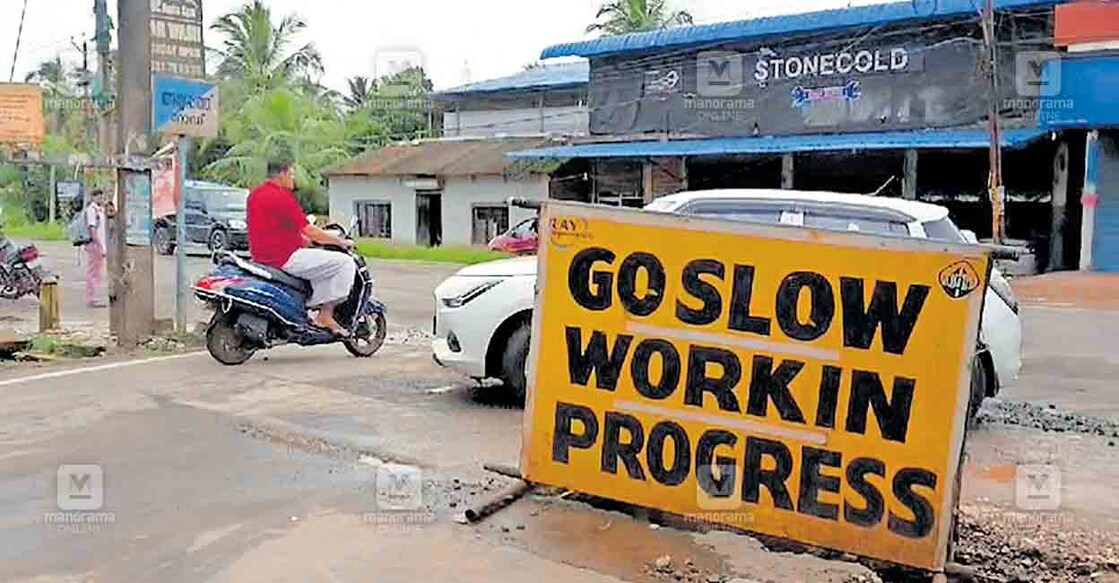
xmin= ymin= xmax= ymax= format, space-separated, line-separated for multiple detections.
xmin=0 ymin=0 xmax=883 ymax=92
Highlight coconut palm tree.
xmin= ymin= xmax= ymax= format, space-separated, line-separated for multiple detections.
xmin=586 ymin=0 xmax=694 ymax=35
xmin=210 ymin=0 xmax=323 ymax=93
xmin=342 ymin=76 xmax=375 ymax=110
xmin=24 ymin=57 xmax=73 ymax=95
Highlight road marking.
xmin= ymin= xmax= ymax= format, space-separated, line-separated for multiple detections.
xmin=0 ymin=352 xmax=206 ymax=387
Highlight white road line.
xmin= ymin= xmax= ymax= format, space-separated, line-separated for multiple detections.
xmin=626 ymin=322 xmax=840 ymax=362
xmin=614 ymin=400 xmax=828 ymax=446
xmin=0 ymin=352 xmax=206 ymax=387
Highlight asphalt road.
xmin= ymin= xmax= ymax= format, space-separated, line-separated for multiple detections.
xmin=0 ymin=241 xmax=1116 ymax=582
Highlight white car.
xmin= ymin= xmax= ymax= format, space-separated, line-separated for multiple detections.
xmin=432 ymin=189 xmax=1022 ymax=416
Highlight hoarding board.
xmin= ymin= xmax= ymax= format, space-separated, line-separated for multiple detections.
xmin=0 ymin=83 xmax=45 ymax=145
xmin=521 ymin=202 xmax=990 ymax=571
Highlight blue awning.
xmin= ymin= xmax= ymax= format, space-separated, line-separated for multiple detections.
xmin=508 ymin=128 xmax=1047 ymax=159
xmin=542 ymin=0 xmax=1063 ymax=59
xmin=1039 ymin=55 xmax=1119 ymax=129
xmin=435 ymin=62 xmax=588 ymax=98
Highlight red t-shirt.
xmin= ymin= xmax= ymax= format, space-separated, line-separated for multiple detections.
xmin=247 ymin=180 xmax=308 ymax=268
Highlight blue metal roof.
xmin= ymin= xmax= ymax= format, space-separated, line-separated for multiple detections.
xmin=435 ymin=61 xmax=589 ymax=97
xmin=507 ymin=128 xmax=1047 ymax=159
xmin=541 ymin=0 xmax=1064 ymax=59
xmin=1039 ymin=55 xmax=1119 ymax=129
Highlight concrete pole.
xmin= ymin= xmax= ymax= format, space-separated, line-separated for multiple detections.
xmin=1049 ymin=141 xmax=1069 ymax=272
xmin=1079 ymin=130 xmax=1100 ymax=271
xmin=781 ymin=154 xmax=794 ymax=189
xmin=174 ymin=136 xmax=188 ymax=333
xmin=111 ymin=0 xmax=155 ymax=346
xmin=48 ymin=164 xmax=57 ymax=223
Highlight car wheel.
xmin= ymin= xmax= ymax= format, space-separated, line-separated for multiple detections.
xmin=967 ymin=354 xmax=988 ymax=423
xmin=154 ymin=224 xmax=175 ymax=256
xmin=208 ymin=229 xmax=228 ymax=253
xmin=500 ymin=322 xmax=531 ymax=404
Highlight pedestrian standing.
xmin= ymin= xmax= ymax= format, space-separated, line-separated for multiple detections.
xmin=84 ymin=189 xmax=107 ymax=308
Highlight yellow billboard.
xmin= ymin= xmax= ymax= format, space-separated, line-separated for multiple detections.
xmin=521 ymin=202 xmax=990 ymax=571
xmin=0 ymin=84 xmax=45 ymax=146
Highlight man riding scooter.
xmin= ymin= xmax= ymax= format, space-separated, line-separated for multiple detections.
xmin=247 ymin=158 xmax=355 ymax=337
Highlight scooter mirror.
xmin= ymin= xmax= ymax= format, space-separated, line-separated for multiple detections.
xmin=306 ymin=214 xmax=317 ymax=225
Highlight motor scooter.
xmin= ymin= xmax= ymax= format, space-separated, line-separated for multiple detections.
xmin=0 ymin=210 xmax=45 ymax=300
xmin=193 ymin=220 xmax=386 ymax=365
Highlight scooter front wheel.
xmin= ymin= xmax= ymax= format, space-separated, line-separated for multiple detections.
xmin=344 ymin=312 xmax=386 ymax=358
xmin=206 ymin=312 xmax=255 ymax=365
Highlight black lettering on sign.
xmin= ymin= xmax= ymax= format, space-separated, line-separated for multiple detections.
xmin=685 ymin=346 xmax=742 ymax=412
xmin=565 ymin=328 xmax=633 ymax=391
xmin=569 ymin=247 xmax=615 ymax=311
xmin=814 ymin=365 xmax=843 ymax=429
xmin=845 ymin=370 xmax=916 ymax=443
xmin=647 ymin=422 xmax=691 ymax=486
xmin=696 ymin=430 xmax=738 ymax=499
xmin=617 ymin=252 xmax=665 ymax=317
xmin=888 ymin=468 xmax=938 ymax=539
xmin=797 ymin=447 xmax=842 ymax=520
xmin=747 ymin=356 xmax=806 ymax=423
xmin=676 ymin=259 xmax=725 ymax=326
xmin=742 ymin=437 xmax=794 ymax=510
xmin=631 ymin=339 xmax=681 ymax=400
xmin=552 ymin=402 xmax=599 ymax=463
xmin=840 ymin=278 xmax=930 ymax=355
xmin=729 ymin=265 xmax=772 ymax=336
xmin=845 ymin=457 xmax=886 ymax=528
xmin=776 ymin=271 xmax=835 ymax=341
xmin=601 ymin=412 xmax=646 ymax=480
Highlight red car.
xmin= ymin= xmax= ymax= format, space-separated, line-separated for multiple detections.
xmin=488 ymin=217 xmax=538 ymax=255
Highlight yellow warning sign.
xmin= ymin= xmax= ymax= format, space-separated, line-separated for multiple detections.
xmin=0 ymin=84 xmax=45 ymax=146
xmin=521 ymin=202 xmax=990 ymax=571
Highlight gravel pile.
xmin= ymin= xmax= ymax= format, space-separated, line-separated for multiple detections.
xmin=953 ymin=505 xmax=1119 ymax=582
xmin=977 ymin=399 xmax=1119 ymax=439
xmin=385 ymin=326 xmax=433 ymax=346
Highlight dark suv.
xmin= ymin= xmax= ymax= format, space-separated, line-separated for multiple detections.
xmin=154 ymin=181 xmax=249 ymax=255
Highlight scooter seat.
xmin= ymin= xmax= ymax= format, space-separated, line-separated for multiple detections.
xmin=215 ymin=252 xmax=312 ymax=296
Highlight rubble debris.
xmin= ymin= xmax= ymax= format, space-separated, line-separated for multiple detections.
xmin=978 ymin=399 xmax=1119 ymax=437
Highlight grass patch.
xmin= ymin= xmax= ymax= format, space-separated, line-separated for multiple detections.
xmin=355 ymin=239 xmax=509 ymax=265
xmin=6 ymin=221 xmax=66 ymax=241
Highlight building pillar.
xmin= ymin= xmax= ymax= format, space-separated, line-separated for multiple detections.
xmin=1050 ymin=141 xmax=1070 ymax=271
xmin=902 ymin=149 xmax=918 ymax=200
xmin=642 ymin=160 xmax=655 ymax=204
xmin=781 ymin=154 xmax=794 ymax=189
xmin=1080 ymin=130 xmax=1100 ymax=271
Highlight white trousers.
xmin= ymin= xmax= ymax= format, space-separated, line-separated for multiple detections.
xmin=283 ymin=248 xmax=356 ymax=307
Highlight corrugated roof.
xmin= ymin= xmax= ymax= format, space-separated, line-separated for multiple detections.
xmin=541 ymin=0 xmax=1065 ymax=59
xmin=435 ymin=62 xmax=589 ymax=97
xmin=507 ymin=128 xmax=1047 ymax=159
xmin=325 ymin=138 xmax=557 ymax=177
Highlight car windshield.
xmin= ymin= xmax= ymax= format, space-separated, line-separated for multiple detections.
xmin=921 ymin=217 xmax=967 ymax=242
xmin=802 ymin=210 xmax=910 ymax=236
xmin=204 ymin=189 xmax=248 ymax=213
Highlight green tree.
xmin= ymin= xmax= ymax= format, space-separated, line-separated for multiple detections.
xmin=586 ymin=0 xmax=693 ymax=35
xmin=210 ymin=0 xmax=324 ymax=93
xmin=24 ymin=57 xmax=74 ymax=95
xmin=342 ymin=76 xmax=376 ymax=110
xmin=343 ymin=68 xmax=437 ymax=155
xmin=202 ymin=88 xmax=349 ymax=212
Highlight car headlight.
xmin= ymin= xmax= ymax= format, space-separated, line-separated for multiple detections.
xmin=442 ymin=279 xmax=502 ymax=308
xmin=988 ymin=273 xmax=1019 ymax=314
xmin=228 ymin=219 xmax=247 ymax=230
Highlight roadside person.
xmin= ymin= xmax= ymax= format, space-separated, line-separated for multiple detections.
xmin=84 ymin=189 xmax=107 ymax=308
xmin=246 ymin=158 xmax=356 ymax=336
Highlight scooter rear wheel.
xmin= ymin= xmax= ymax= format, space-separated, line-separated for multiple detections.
xmin=206 ymin=312 xmax=255 ymax=365
xmin=344 ymin=312 xmax=386 ymax=358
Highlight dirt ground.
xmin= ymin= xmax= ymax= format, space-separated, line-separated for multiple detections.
xmin=0 ymin=242 xmax=1117 ymax=582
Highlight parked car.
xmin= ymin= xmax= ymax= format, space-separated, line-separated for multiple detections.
xmin=432 ymin=189 xmax=1022 ymax=418
xmin=154 ymin=180 xmax=249 ymax=255
xmin=488 ymin=217 xmax=538 ymax=255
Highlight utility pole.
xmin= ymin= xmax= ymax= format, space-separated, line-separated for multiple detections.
xmin=110 ymin=0 xmax=155 ymax=346
xmin=981 ymin=0 xmax=1006 ymax=244
xmin=174 ymin=136 xmax=188 ymax=333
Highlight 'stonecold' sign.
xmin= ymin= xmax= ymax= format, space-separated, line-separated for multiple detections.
xmin=152 ymin=75 xmax=218 ymax=138
xmin=0 ymin=84 xmax=45 ymax=146
xmin=521 ymin=203 xmax=990 ymax=571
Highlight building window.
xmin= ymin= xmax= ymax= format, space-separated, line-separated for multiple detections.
xmin=472 ymin=206 xmax=509 ymax=245
xmin=355 ymin=201 xmax=392 ymax=238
